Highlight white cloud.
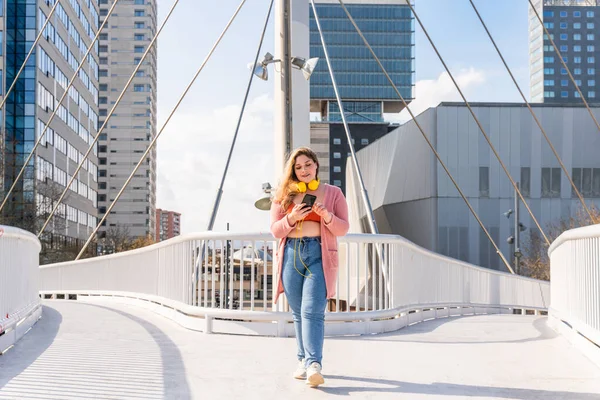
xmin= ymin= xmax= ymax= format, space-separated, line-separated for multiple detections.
xmin=157 ymin=94 xmax=275 ymax=234
xmin=389 ymin=68 xmax=486 ymax=124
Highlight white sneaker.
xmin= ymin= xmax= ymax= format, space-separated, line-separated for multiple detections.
xmin=293 ymin=359 xmax=306 ymax=380
xmin=306 ymin=362 xmax=325 ymax=387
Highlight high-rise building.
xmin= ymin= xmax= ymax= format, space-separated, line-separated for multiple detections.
xmin=97 ymin=0 xmax=157 ymax=240
xmin=0 ymin=0 xmax=100 ymax=249
xmin=309 ymin=0 xmax=414 ymax=122
xmin=529 ymin=0 xmax=600 ymax=103
xmin=308 ymin=0 xmax=414 ymax=191
xmin=156 ymin=209 xmax=180 ymax=241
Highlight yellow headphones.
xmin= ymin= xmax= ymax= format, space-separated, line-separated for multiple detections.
xmin=291 ymin=177 xmax=319 ymax=279
xmin=296 ymin=178 xmax=320 ymax=193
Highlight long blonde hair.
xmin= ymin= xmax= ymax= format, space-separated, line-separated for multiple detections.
xmin=274 ymin=147 xmax=320 ymax=211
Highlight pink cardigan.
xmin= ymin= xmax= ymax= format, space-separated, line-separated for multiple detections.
xmin=270 ymin=184 xmax=350 ymax=304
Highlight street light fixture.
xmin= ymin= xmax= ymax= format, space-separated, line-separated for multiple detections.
xmin=248 ymin=52 xmax=277 ymax=81
xmin=504 ymin=182 xmax=527 ymax=274
xmin=254 ymin=182 xmax=273 ymax=211
xmin=248 ymin=52 xmax=319 ymax=82
xmin=291 ymin=56 xmax=319 ymax=80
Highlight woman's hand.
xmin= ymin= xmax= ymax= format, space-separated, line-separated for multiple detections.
xmin=288 ymin=203 xmax=312 ymax=225
xmin=313 ymin=202 xmax=333 ymax=224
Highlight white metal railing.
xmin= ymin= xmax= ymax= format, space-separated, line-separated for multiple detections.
xmin=548 ymin=224 xmax=600 ymax=349
xmin=40 ymin=231 xmax=549 ymax=336
xmin=0 ymin=225 xmax=42 ymax=353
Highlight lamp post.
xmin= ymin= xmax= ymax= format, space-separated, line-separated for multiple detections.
xmin=225 ymin=222 xmax=231 ymax=309
xmin=505 ymin=182 xmax=526 ymax=274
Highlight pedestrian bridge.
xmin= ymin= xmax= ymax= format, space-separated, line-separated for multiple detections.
xmin=1 ymin=225 xmax=599 ymax=399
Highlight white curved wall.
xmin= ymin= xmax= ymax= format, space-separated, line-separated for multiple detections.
xmin=0 ymin=225 xmax=42 ymax=353
xmin=548 ymin=224 xmax=600 ymax=365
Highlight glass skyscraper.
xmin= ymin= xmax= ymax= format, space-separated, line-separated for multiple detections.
xmin=530 ymin=0 xmax=600 ymax=103
xmin=309 ymin=0 xmax=414 ymax=122
xmin=1 ymin=0 xmax=101 ymax=258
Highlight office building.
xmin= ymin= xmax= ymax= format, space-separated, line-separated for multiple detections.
xmin=307 ymin=1 xmax=413 ymax=191
xmin=156 ymin=208 xmax=180 ymax=241
xmin=530 ymin=0 xmax=600 ymax=103
xmin=347 ymin=102 xmax=600 ymax=271
xmin=310 ymin=121 xmax=397 ymax=192
xmin=97 ymin=0 xmax=157 ymax=240
xmin=309 ymin=0 xmax=414 ymax=122
xmin=1 ymin=0 xmax=100 ymax=249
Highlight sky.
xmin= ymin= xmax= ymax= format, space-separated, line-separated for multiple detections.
xmin=155 ymin=0 xmax=530 ymax=234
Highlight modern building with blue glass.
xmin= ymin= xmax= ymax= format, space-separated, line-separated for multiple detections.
xmin=1 ymin=0 xmax=100 ymax=257
xmin=309 ymin=0 xmax=414 ymax=122
xmin=530 ymin=0 xmax=600 ymax=103
xmin=308 ymin=0 xmax=414 ymax=193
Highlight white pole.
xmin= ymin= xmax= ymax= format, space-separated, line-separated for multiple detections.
xmin=274 ymin=0 xmax=311 ymax=180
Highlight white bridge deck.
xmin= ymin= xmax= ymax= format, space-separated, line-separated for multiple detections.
xmin=0 ymin=300 xmax=599 ymax=400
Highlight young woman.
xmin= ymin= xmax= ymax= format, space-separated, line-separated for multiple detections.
xmin=270 ymin=147 xmax=349 ymax=388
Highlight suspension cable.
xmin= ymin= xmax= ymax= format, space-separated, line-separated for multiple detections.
xmin=309 ymin=0 xmax=378 ymax=236
xmin=75 ymin=0 xmax=249 ymax=259
xmin=469 ymin=0 xmax=596 ymax=225
xmin=311 ymin=0 xmax=396 ymax=298
xmin=336 ymin=0 xmax=513 ymax=273
xmin=405 ymin=1 xmax=551 ymax=247
xmin=0 ymin=0 xmax=62 ymax=111
xmin=529 ymin=0 xmax=600 ymax=135
xmin=0 ymin=0 xmax=121 ymax=214
xmin=206 ymin=0 xmax=274 ymax=230
xmin=38 ymin=0 xmax=181 ymax=237
xmin=195 ymin=0 xmax=274 ymax=305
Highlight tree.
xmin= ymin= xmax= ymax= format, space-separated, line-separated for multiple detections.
xmin=99 ymin=225 xmax=155 ymax=254
xmin=521 ymin=205 xmax=600 ymax=280
xmin=129 ymin=235 xmax=156 ymax=250
xmin=101 ymin=224 xmax=133 ymax=254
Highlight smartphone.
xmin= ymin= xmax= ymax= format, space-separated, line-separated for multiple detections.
xmin=301 ymin=194 xmax=317 ymax=210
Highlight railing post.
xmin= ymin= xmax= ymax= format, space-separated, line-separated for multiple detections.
xmin=204 ymin=314 xmax=213 ymax=334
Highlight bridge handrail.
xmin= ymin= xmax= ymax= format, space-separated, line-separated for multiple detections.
xmin=0 ymin=225 xmax=42 ymax=350
xmin=41 ymin=231 xmax=549 ymax=283
xmin=548 ymin=224 xmax=600 ymax=348
xmin=40 ymin=231 xmax=550 ymax=336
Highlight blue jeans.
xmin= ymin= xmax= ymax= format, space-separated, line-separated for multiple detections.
xmin=282 ymin=237 xmax=327 ymax=368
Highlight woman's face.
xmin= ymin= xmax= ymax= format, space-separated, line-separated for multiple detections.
xmin=294 ymin=154 xmax=318 ymax=183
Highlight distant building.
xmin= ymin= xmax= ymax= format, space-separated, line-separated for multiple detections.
xmin=156 ymin=209 xmax=181 ymax=241
xmin=1 ymin=0 xmax=100 ymax=249
xmin=529 ymin=0 xmax=600 ymax=103
xmin=310 ymin=121 xmax=397 ymax=193
xmin=309 ymin=0 xmax=414 ymax=122
xmin=347 ymin=102 xmax=600 ymax=271
xmin=97 ymin=0 xmax=158 ymax=240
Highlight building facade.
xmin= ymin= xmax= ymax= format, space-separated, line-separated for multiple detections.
xmin=1 ymin=0 xmax=100 ymax=250
xmin=156 ymin=208 xmax=180 ymax=241
xmin=530 ymin=0 xmax=600 ymax=103
xmin=97 ymin=0 xmax=157 ymax=240
xmin=310 ymin=121 xmax=397 ymax=192
xmin=309 ymin=0 xmax=414 ymax=122
xmin=347 ymin=102 xmax=600 ymax=271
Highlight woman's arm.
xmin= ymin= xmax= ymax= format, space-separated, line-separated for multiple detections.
xmin=323 ymin=188 xmax=349 ymax=236
xmin=270 ymin=201 xmax=296 ymax=239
